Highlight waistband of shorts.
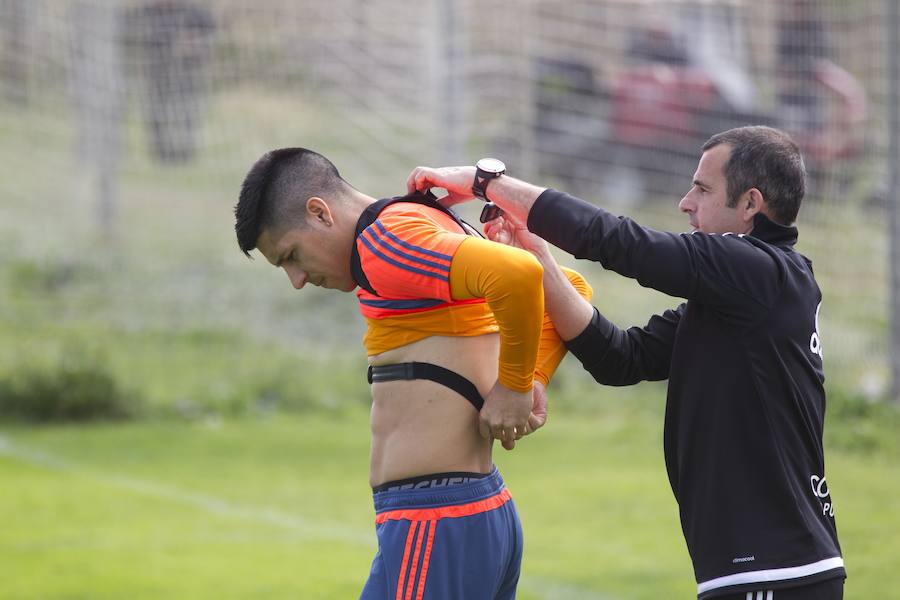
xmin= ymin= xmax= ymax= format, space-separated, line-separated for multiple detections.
xmin=372 ymin=466 xmax=506 ymax=514
xmin=697 ymin=557 xmax=846 ymax=598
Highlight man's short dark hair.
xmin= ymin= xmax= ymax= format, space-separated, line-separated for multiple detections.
xmin=234 ymin=148 xmax=350 ymax=257
xmin=702 ymin=126 xmax=806 ymax=225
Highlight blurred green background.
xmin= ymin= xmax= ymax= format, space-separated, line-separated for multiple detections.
xmin=2 ymin=1 xmax=899 ymax=598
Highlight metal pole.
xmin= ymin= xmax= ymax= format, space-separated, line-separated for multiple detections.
xmin=71 ymin=0 xmax=123 ymax=238
xmin=519 ymin=0 xmax=537 ymax=178
xmin=888 ymin=0 xmax=900 ymax=403
xmin=438 ymin=0 xmax=465 ymax=164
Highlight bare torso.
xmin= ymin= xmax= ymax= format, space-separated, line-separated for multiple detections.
xmin=367 ymin=333 xmax=500 ymax=487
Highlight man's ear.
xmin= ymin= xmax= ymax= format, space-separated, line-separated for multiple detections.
xmin=306 ymin=197 xmax=333 ymax=226
xmin=740 ymin=188 xmax=765 ymax=223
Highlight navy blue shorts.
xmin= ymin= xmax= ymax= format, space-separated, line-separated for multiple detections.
xmin=360 ymin=467 xmax=523 ymax=600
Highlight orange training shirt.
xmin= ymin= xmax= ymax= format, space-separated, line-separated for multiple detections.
xmin=355 ymin=201 xmax=592 ymax=391
xmin=356 ymin=203 xmax=498 ymax=353
xmin=357 ymin=202 xmax=547 ymax=392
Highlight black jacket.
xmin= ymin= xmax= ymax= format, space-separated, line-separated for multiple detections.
xmin=528 ymin=189 xmax=844 ymax=598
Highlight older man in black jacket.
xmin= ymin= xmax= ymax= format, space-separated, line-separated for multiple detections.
xmin=407 ymin=126 xmax=845 ymax=600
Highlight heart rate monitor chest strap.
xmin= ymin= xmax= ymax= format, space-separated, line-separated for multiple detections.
xmin=367 ymin=362 xmax=485 ymax=411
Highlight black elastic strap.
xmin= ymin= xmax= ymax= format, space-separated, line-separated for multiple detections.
xmin=372 ymin=471 xmax=489 ymax=494
xmin=367 ymin=362 xmax=484 ymax=411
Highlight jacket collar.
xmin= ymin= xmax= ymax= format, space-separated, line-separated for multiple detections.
xmin=749 ymin=212 xmax=798 ymax=248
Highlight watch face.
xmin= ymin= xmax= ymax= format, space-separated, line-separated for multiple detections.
xmin=476 ymin=157 xmax=505 ymax=175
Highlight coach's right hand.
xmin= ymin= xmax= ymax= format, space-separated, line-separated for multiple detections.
xmin=480 ymin=382 xmax=533 ymax=451
xmin=408 ymin=164 xmax=546 ymax=231
xmin=406 ymin=165 xmax=477 ymax=207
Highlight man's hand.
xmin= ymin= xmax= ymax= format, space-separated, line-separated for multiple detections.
xmin=406 ymin=165 xmax=477 ymax=207
xmin=483 ymin=214 xmax=550 ymax=257
xmin=479 ymin=382 xmax=533 ymax=451
xmin=408 ymin=165 xmax=546 ymax=226
xmin=528 ymin=379 xmax=549 ymax=433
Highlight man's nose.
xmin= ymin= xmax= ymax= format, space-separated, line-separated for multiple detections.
xmin=284 ymin=266 xmax=308 ymax=289
xmin=678 ymin=194 xmax=693 ymax=213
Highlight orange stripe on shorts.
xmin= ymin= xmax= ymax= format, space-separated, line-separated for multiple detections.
xmin=404 ymin=520 xmax=427 ymax=600
xmin=415 ymin=520 xmax=437 ymax=600
xmin=376 ymin=488 xmax=512 ymax=524
xmin=394 ymin=521 xmax=420 ymax=600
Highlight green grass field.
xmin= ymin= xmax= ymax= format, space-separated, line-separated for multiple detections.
xmin=2 ymin=92 xmax=900 ymax=598
xmin=2 ymin=403 xmax=899 ymax=599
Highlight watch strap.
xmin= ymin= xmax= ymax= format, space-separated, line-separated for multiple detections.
xmin=472 ymin=160 xmax=505 ymax=201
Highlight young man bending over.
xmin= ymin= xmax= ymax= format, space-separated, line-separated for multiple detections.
xmin=234 ymin=148 xmax=590 ymax=599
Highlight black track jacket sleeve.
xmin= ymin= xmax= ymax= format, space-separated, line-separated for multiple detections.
xmin=527 ymin=189 xmax=788 ymax=385
xmin=564 ymin=305 xmax=683 ymax=385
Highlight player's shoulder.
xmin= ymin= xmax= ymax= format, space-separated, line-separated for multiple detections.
xmin=372 ymin=202 xmax=462 ymax=237
xmin=377 ymin=201 xmax=449 ymax=223
xmin=357 ymin=202 xmax=466 ymax=265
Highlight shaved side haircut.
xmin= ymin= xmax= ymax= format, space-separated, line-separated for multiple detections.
xmin=235 ymin=147 xmax=351 ymax=257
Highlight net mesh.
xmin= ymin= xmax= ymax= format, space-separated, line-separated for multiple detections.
xmin=0 ymin=0 xmax=891 ymax=396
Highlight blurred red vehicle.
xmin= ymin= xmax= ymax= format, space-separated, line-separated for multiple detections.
xmin=532 ymin=51 xmax=868 ymax=204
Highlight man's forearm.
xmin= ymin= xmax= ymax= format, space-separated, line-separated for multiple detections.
xmin=533 ymin=247 xmax=595 ymax=341
xmin=484 ymin=176 xmax=546 ymax=228
xmin=449 ymin=237 xmax=544 ymax=392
